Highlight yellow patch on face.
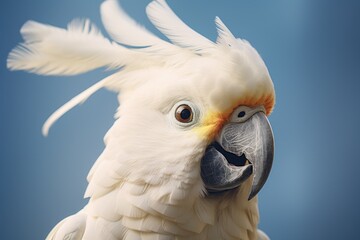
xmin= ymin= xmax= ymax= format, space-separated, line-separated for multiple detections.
xmin=193 ymin=94 xmax=275 ymax=141
xmin=193 ymin=110 xmax=229 ymax=141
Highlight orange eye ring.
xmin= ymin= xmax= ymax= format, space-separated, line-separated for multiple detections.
xmin=175 ymin=104 xmax=193 ymax=123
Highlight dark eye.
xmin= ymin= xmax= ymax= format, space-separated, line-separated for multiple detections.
xmin=238 ymin=111 xmax=246 ymax=118
xmin=175 ymin=104 xmax=193 ymax=123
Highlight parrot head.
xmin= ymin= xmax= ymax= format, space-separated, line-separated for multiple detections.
xmin=103 ymin=43 xmax=275 ymax=202
xmin=7 ymin=0 xmax=275 ymax=217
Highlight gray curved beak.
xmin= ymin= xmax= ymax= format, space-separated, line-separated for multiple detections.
xmin=201 ymin=112 xmax=274 ymax=200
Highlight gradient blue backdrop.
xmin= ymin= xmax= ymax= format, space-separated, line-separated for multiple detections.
xmin=1 ymin=0 xmax=360 ymax=239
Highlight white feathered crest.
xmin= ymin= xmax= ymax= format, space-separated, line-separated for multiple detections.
xmin=7 ymin=0 xmax=241 ymax=135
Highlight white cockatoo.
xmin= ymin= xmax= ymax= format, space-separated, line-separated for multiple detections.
xmin=8 ymin=0 xmax=275 ymax=239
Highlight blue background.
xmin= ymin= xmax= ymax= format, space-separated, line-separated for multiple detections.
xmin=1 ymin=0 xmax=360 ymax=239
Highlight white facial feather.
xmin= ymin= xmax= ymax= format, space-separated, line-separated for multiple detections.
xmin=82 ymin=67 xmax=262 ymax=238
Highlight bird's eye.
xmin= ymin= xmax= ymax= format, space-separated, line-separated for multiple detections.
xmin=169 ymin=100 xmax=199 ymax=128
xmin=175 ymin=104 xmax=193 ymax=123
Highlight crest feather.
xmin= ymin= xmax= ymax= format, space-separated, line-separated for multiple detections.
xmin=146 ymin=0 xmax=214 ymax=52
xmin=8 ymin=0 xmax=260 ymax=135
xmin=42 ymin=74 xmax=119 ymax=136
xmin=215 ymin=17 xmax=238 ymax=48
xmin=7 ymin=19 xmax=143 ymax=76
xmin=101 ymin=0 xmax=163 ymax=47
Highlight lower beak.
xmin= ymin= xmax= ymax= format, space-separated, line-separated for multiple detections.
xmin=201 ymin=112 xmax=274 ymax=200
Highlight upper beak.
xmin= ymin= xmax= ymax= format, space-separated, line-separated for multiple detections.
xmin=201 ymin=111 xmax=274 ymax=200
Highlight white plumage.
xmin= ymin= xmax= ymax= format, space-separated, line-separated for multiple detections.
xmin=100 ymin=0 xmax=162 ymax=47
xmin=8 ymin=0 xmax=275 ymax=239
xmin=146 ymin=0 xmax=214 ymax=52
xmin=7 ymin=19 xmax=142 ymax=75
